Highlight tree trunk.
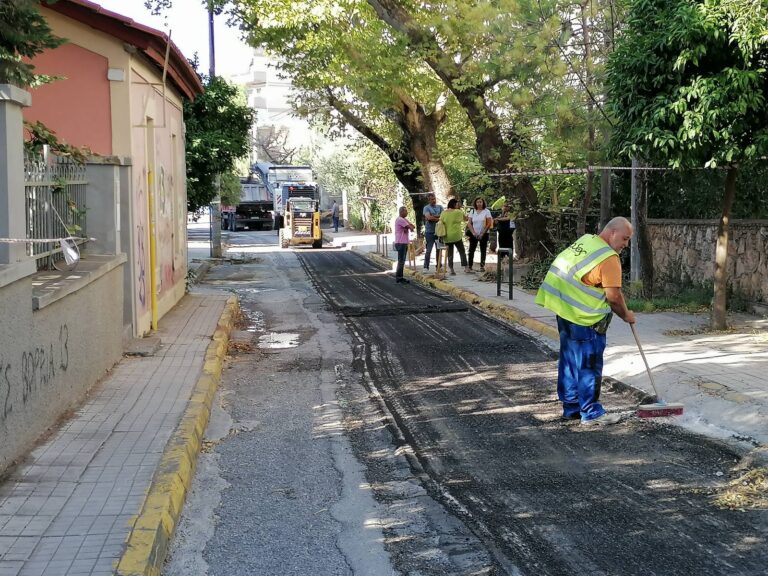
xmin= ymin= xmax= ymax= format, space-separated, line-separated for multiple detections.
xmin=393 ymin=91 xmax=453 ymax=236
xmin=712 ymin=166 xmax=738 ymax=330
xmin=637 ymin=169 xmax=654 ymax=299
xmin=396 ymin=96 xmax=452 ymax=204
xmin=365 ymin=0 xmax=551 ymax=258
xmin=325 ymin=92 xmax=427 ymax=233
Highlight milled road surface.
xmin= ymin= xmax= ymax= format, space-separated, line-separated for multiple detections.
xmin=299 ymin=249 xmax=767 ymax=576
xmin=168 ymin=235 xmax=767 ymax=576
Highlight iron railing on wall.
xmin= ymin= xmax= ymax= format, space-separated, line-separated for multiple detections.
xmin=24 ymin=148 xmax=88 ymax=270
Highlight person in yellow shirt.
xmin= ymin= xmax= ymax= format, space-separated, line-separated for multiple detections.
xmin=438 ymin=198 xmax=471 ymax=275
xmin=535 ymin=217 xmax=636 ymax=426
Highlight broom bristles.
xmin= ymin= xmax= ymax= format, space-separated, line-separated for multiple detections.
xmin=637 ymin=403 xmax=684 ymax=418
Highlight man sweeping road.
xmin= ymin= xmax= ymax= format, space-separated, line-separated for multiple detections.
xmin=535 ymin=217 xmax=636 ymax=425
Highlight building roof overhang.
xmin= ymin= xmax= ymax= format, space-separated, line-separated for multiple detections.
xmin=46 ymin=0 xmax=204 ymax=100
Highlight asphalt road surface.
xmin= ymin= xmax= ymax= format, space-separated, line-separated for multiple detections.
xmin=167 ymin=245 xmax=767 ymax=576
xmin=300 ymin=250 xmax=767 ymax=576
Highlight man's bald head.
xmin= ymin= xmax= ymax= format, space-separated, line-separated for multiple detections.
xmin=599 ymin=217 xmax=633 ymax=252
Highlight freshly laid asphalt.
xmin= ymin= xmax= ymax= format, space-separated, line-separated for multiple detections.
xmin=328 ymin=229 xmax=768 ymax=452
xmin=298 ymin=247 xmax=767 ymax=576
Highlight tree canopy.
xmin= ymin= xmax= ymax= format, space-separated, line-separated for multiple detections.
xmin=184 ymin=74 xmax=254 ymax=213
xmin=607 ymin=0 xmax=768 ymax=328
xmin=607 ymin=0 xmax=768 ymax=168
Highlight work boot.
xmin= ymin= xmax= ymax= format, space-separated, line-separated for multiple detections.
xmin=450 ymin=268 xmax=456 ymax=276
xmin=464 ymin=267 xmax=472 ymax=273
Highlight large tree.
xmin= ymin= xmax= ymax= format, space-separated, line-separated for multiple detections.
xmin=607 ymin=0 xmax=768 ymax=329
xmin=184 ymin=74 xmax=254 ymax=212
xmin=364 ymin=0 xmax=558 ymax=257
xmin=226 ymin=0 xmax=455 ymax=233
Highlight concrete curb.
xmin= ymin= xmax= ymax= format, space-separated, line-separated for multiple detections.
xmin=187 ymin=260 xmax=212 ymax=286
xmin=115 ymin=295 xmax=239 ymax=576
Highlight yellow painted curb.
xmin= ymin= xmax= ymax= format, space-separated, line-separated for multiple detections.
xmin=115 ymin=295 xmax=239 ymax=576
xmin=361 ymin=251 xmax=558 ymax=341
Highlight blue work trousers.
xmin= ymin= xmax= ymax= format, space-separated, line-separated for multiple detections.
xmin=556 ymin=316 xmax=606 ymax=421
xmin=332 ymin=215 xmax=339 ymax=232
xmin=423 ymin=231 xmax=436 ymax=268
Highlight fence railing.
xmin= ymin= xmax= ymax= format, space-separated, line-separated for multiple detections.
xmin=24 ymin=148 xmax=87 ymax=270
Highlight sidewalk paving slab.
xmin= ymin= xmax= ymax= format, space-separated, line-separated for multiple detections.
xmin=327 ymin=229 xmax=768 ymax=452
xmin=0 ymin=293 xmax=236 ymax=576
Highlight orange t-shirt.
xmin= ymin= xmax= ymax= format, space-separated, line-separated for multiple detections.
xmin=580 ymin=254 xmax=622 ymax=288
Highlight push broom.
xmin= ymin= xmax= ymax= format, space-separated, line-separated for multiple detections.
xmin=630 ymin=324 xmax=684 ymax=418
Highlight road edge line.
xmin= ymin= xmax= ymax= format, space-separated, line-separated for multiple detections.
xmin=115 ymin=294 xmax=239 ymax=576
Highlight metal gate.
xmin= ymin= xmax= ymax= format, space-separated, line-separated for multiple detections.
xmin=24 ymin=148 xmax=87 ymax=270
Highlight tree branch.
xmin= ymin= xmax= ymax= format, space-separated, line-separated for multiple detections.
xmin=325 ymin=89 xmax=395 ymax=157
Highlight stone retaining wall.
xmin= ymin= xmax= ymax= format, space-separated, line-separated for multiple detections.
xmin=647 ymin=219 xmax=768 ymax=304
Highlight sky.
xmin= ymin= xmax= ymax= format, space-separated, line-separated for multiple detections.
xmin=94 ymin=0 xmax=254 ymax=78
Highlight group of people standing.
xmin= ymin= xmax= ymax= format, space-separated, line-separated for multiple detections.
xmin=421 ymin=193 xmax=512 ymax=276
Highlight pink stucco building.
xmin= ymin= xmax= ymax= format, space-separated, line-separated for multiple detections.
xmin=25 ymin=0 xmax=204 ymax=336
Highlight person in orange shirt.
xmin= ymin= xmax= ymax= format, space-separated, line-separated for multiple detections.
xmin=536 ymin=217 xmax=636 ymax=425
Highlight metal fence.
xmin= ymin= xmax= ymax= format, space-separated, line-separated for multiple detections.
xmin=24 ymin=149 xmax=87 ymax=270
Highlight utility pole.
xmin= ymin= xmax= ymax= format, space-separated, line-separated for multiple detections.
xmin=630 ymin=157 xmax=640 ymax=281
xmin=599 ymin=169 xmax=611 ymax=230
xmin=207 ymin=2 xmax=222 ymax=257
xmin=208 ymin=3 xmax=216 ymax=78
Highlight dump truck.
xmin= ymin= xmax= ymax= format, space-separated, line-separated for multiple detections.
xmin=220 ymin=178 xmax=274 ymax=231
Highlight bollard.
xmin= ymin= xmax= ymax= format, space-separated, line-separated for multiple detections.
xmin=376 ymin=234 xmax=381 ymax=253
xmin=496 ymin=248 xmax=513 ymax=299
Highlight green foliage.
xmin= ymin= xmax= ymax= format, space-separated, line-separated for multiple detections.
xmin=303 ymin=132 xmax=400 ymax=231
xmin=218 ymin=171 xmax=243 ymax=207
xmin=612 ymin=162 xmax=768 ymax=219
xmin=0 ymin=0 xmax=65 ymax=87
xmin=183 ymin=74 xmax=254 ymax=213
xmin=607 ymin=0 xmax=768 ymax=168
xmin=520 ymin=257 xmax=556 ymax=290
xmin=24 ymin=120 xmax=92 ymax=163
xmin=624 ymin=274 xmax=750 ymax=313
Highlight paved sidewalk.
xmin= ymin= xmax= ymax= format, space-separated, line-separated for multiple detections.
xmin=0 ymin=293 xmax=232 ymax=576
xmin=328 ymin=230 xmax=768 ymax=451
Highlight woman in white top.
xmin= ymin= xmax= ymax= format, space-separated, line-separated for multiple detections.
xmin=466 ymin=197 xmax=494 ymax=271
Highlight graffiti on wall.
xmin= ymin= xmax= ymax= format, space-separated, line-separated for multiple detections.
xmin=1 ymin=324 xmax=70 ymax=422
xmin=135 ymin=165 xmax=148 ymax=312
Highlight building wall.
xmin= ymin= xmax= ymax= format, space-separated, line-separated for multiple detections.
xmin=0 ymin=269 xmax=123 ymax=474
xmin=23 ymin=42 xmax=112 ymax=155
xmin=231 ymin=48 xmax=311 ymax=165
xmin=129 ymin=64 xmax=188 ymax=336
xmin=27 ymin=8 xmax=132 ymax=157
xmin=27 ymin=8 xmax=190 ymax=337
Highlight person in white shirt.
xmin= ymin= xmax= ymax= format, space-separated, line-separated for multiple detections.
xmin=466 ymin=197 xmax=493 ymax=272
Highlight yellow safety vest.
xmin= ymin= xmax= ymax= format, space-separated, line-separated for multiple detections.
xmin=535 ymin=234 xmax=617 ymax=326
